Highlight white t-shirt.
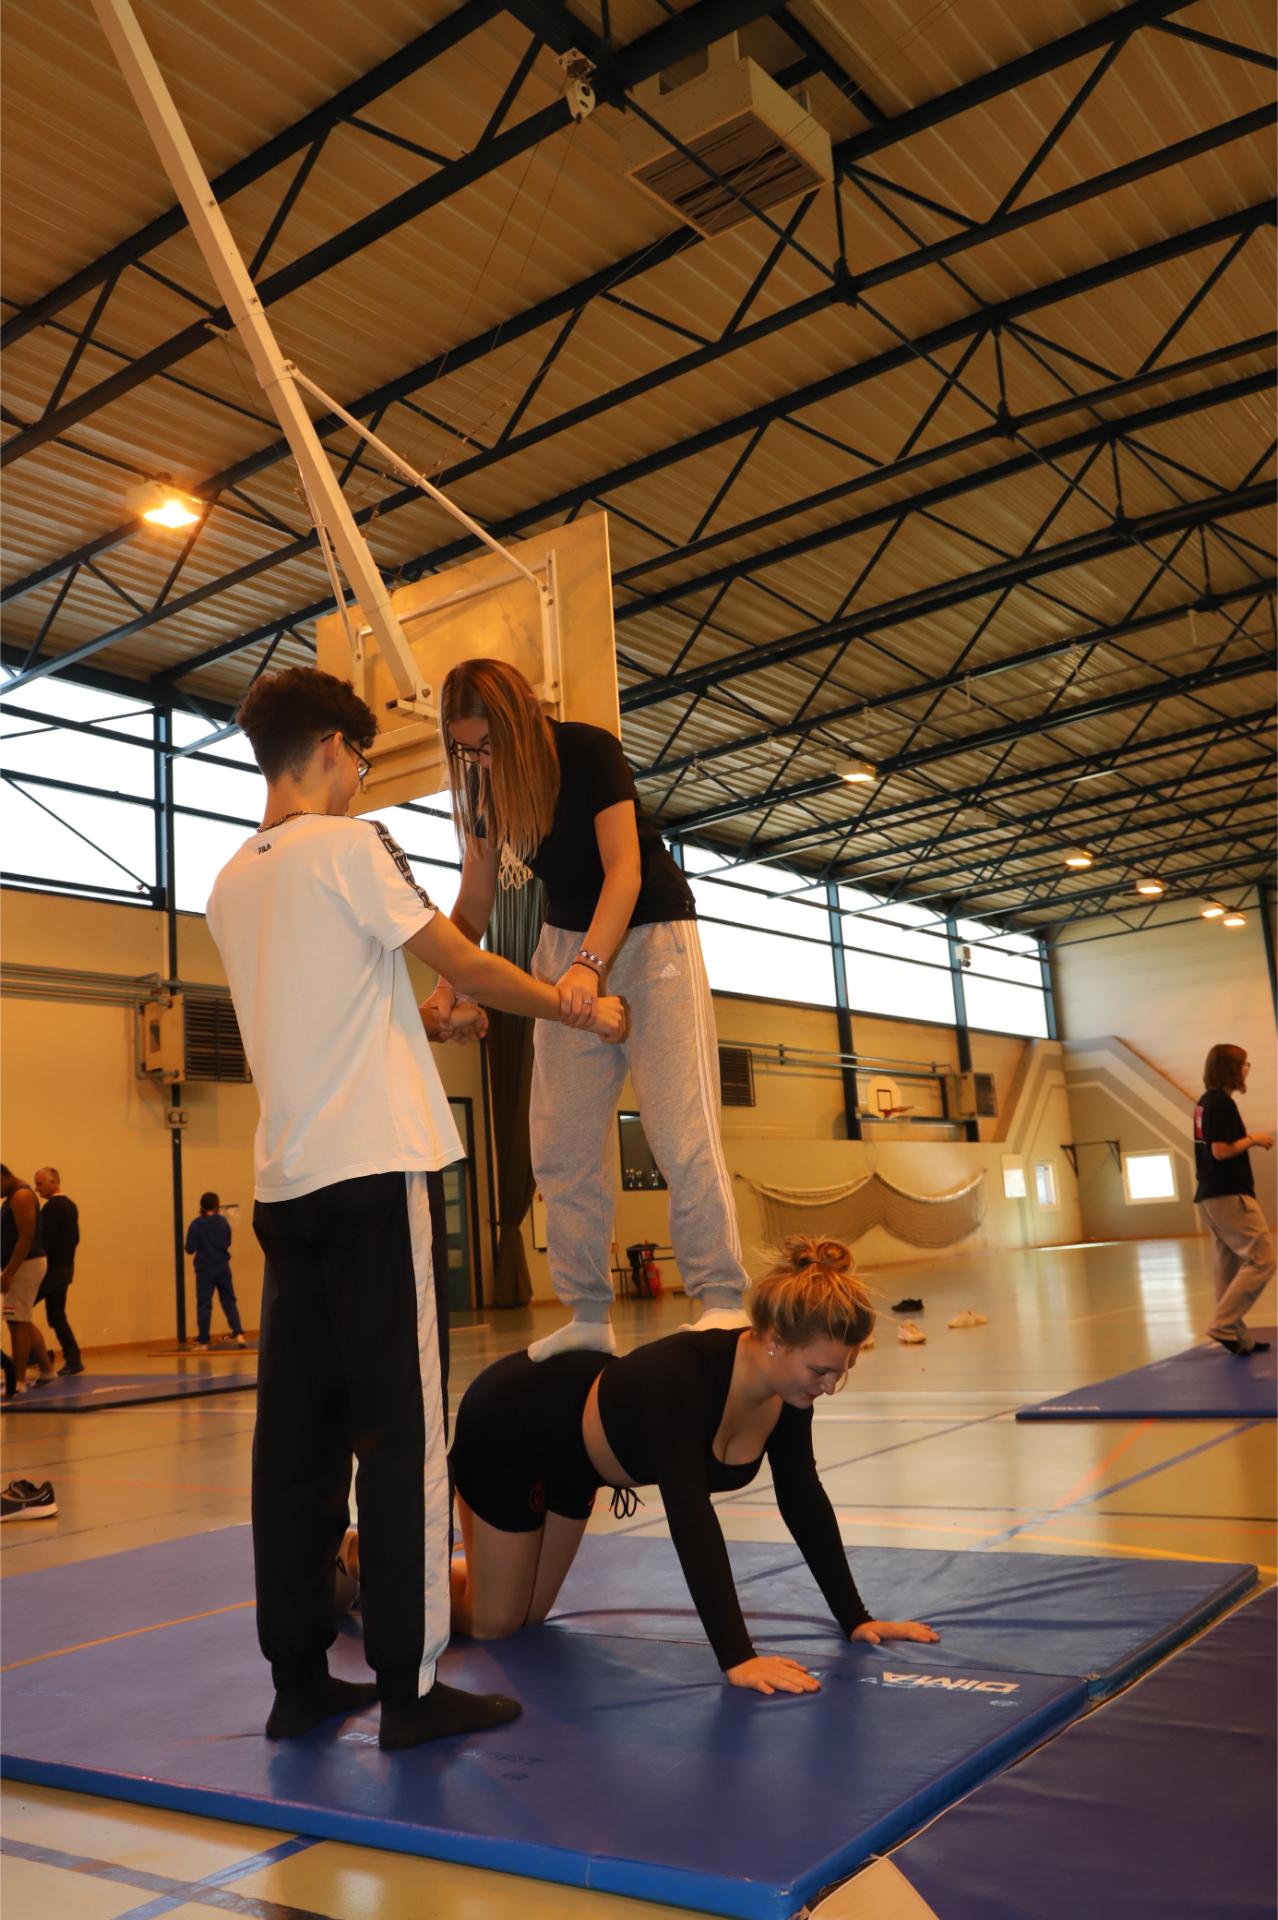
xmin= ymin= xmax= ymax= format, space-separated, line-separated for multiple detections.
xmin=206 ymin=813 xmax=462 ymax=1203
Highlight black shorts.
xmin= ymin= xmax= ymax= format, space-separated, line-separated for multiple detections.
xmin=450 ymin=1348 xmax=610 ymax=1532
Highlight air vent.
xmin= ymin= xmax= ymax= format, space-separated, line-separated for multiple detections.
xmin=183 ymin=994 xmax=250 ymax=1083
xmin=972 ymin=1071 xmax=998 ymax=1118
xmin=947 ymin=1070 xmax=998 ymax=1120
xmin=623 ymin=53 xmax=833 ymax=239
xmin=719 ymin=1045 xmax=756 ymax=1107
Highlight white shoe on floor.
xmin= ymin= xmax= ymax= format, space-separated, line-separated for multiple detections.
xmin=680 ymin=1307 xmax=750 ymax=1334
xmin=897 ymin=1321 xmax=927 ymax=1345
xmin=528 ymin=1318 xmax=619 ymax=1363
xmin=948 ymin=1310 xmax=988 ymax=1329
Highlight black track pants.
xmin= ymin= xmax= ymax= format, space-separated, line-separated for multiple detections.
xmin=251 ymin=1169 xmax=451 ymax=1702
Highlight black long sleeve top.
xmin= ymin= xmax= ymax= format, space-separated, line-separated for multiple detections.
xmin=595 ymin=1329 xmax=871 ymax=1669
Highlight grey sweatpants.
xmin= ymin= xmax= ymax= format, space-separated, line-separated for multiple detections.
xmin=1198 ymin=1192 xmax=1276 ymax=1345
xmin=530 ymin=919 xmax=747 ymax=1317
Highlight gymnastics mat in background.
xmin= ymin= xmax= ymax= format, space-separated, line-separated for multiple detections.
xmin=0 ymin=1530 xmax=1255 ymax=1920
xmin=1016 ymin=1329 xmax=1277 ymax=1420
xmin=871 ymin=1584 xmax=1276 ymax=1920
xmin=1 ymin=1371 xmax=256 ymax=1412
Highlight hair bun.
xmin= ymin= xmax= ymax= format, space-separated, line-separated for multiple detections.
xmin=780 ymin=1234 xmax=855 ymax=1276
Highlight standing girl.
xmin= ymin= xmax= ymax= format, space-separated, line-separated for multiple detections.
xmin=1193 ymin=1043 xmax=1274 ymax=1355
xmin=426 ymin=658 xmax=747 ymax=1360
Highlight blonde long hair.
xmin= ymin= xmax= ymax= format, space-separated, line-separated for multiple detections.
xmin=748 ymin=1236 xmax=875 ymax=1348
xmin=440 ymin=659 xmax=560 ymax=862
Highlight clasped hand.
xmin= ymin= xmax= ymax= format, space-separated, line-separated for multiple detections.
xmin=420 ymin=986 xmax=487 ymax=1044
xmin=556 ymin=964 xmax=629 ymax=1044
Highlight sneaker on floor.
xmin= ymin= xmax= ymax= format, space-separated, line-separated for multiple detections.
xmin=892 ymin=1297 xmax=924 ymax=1314
xmin=897 ymin=1320 xmax=927 ymax=1345
xmin=4 ymin=1478 xmax=52 ymax=1499
xmin=948 ymin=1310 xmax=988 ymax=1329
xmin=230 ymin=1335 xmax=248 ymax=1348
xmin=193 ymin=1342 xmax=211 ymax=1352
xmin=57 ymin=1361 xmax=85 ymax=1376
xmin=1208 ymin=1331 xmax=1270 ymax=1356
xmin=1 ymin=1481 xmax=57 ymax=1521
xmin=29 ymin=1372 xmax=57 ymax=1389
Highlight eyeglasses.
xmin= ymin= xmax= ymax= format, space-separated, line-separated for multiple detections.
xmin=322 ymin=731 xmax=370 ymax=781
xmin=446 ymin=735 xmax=490 ymax=765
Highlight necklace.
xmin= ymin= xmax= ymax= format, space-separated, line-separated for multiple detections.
xmin=258 ymin=809 xmax=313 ymax=834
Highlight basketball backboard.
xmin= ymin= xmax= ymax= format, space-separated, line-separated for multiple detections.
xmin=315 ymin=511 xmax=618 ymax=813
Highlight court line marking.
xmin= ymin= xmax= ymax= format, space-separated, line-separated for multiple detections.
xmin=974 ymin=1420 xmax=1263 ymax=1549
xmin=0 ymin=1600 xmax=255 ymax=1673
xmin=0 ymin=1833 xmax=323 ymax=1920
xmin=1054 ymin=1420 xmax=1155 ymax=1508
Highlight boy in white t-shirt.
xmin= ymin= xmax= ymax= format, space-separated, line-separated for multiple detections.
xmin=208 ymin=666 xmax=625 ymax=1751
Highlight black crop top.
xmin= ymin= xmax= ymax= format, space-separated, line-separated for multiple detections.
xmin=596 ymin=1330 xmax=872 ymax=1669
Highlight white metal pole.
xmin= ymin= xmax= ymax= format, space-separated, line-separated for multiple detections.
xmin=89 ymin=0 xmax=424 ymax=702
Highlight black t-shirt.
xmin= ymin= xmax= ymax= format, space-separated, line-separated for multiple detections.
xmin=528 ymin=720 xmax=695 ymax=934
xmin=1194 ymin=1088 xmax=1253 ymax=1200
xmin=40 ymin=1194 xmax=79 ymax=1274
xmin=1 ymin=1186 xmax=43 ymax=1266
xmin=596 ymin=1329 xmax=872 ymax=1668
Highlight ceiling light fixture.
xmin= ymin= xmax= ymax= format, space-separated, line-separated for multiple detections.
xmin=836 ymin=758 xmax=877 ymax=785
xmin=127 ymin=478 xmax=201 ymax=530
xmin=1062 ymin=848 xmax=1093 ymax=869
xmin=1134 ymin=878 xmax=1164 ymax=896
xmin=1200 ymin=901 xmax=1226 ymax=919
xmin=1222 ymin=912 xmax=1246 ymax=928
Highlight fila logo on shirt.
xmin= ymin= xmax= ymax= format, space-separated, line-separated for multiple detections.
xmin=881 ymin=1670 xmax=1020 ymax=1694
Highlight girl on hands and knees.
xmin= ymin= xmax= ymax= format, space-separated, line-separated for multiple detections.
xmin=340 ymin=1237 xmax=936 ymax=1693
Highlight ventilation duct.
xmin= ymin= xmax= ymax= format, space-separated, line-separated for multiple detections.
xmin=622 ymin=42 xmax=833 ymax=238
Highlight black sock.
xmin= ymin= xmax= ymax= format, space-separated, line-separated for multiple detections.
xmin=379 ymin=1682 xmax=521 ymax=1751
xmin=265 ymin=1674 xmax=379 ymax=1739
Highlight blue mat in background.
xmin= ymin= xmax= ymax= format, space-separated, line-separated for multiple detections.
xmin=885 ymin=1585 xmax=1276 ymax=1920
xmin=2 ymin=1371 xmax=256 ymax=1412
xmin=0 ymin=1530 xmax=1256 ymax=1919
xmin=1017 ymin=1329 xmax=1277 ymax=1420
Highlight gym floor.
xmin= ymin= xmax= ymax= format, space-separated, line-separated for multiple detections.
xmin=2 ymin=1237 xmax=1274 ymax=1920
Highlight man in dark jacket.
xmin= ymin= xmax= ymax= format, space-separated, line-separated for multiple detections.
xmin=33 ymin=1167 xmax=83 ymax=1375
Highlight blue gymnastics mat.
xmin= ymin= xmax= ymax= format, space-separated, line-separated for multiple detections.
xmin=1 ymin=1371 xmax=256 ymax=1412
xmin=0 ymin=1531 xmax=1254 ymax=1919
xmin=881 ymin=1585 xmax=1276 ymax=1920
xmin=1016 ymin=1329 xmax=1277 ymax=1420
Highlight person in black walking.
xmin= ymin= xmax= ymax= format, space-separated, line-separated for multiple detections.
xmin=1193 ymin=1043 xmax=1274 ymax=1356
xmin=33 ymin=1167 xmax=83 ymax=1375
xmin=184 ymin=1192 xmax=246 ymax=1351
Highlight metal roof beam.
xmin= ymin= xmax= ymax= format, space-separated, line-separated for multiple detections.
xmin=1012 ymin=843 xmax=1277 ymax=920
xmin=666 ymin=642 xmax=1273 ymax=834
xmin=632 ymin=579 xmax=1273 ymax=784
xmin=617 ymin=370 xmax=1274 ymax=627
xmin=622 ymin=483 xmax=1274 ymax=728
xmin=1 ymin=0 xmax=782 ymax=471
xmin=0 ymin=0 xmax=506 ymax=350
xmin=764 ymin=707 xmax=1276 ymax=870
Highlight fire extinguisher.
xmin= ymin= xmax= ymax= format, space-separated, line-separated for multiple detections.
xmin=641 ymin=1241 xmax=662 ymax=1295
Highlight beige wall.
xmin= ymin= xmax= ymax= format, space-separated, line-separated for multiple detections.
xmin=1 ymin=888 xmax=491 ymax=1348
xmin=3 ymin=889 xmax=1086 ymax=1339
xmin=1051 ymin=904 xmax=1277 ymax=1221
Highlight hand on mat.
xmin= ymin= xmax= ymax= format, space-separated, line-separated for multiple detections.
xmin=851 ymin=1619 xmax=939 ymax=1646
xmin=587 ymin=995 xmax=630 ymax=1045
xmin=727 ymin=1655 xmax=821 ymax=1696
xmin=557 ymin=962 xmax=603 ymax=1029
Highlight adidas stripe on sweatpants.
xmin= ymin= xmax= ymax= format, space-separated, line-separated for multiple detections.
xmin=251 ymin=1169 xmax=451 ymax=1703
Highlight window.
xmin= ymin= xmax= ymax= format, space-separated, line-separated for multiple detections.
xmin=618 ymin=1112 xmax=667 ymax=1191
xmin=1034 ymin=1161 xmax=1059 ymax=1209
xmin=1122 ymin=1151 xmax=1178 ymax=1204
xmin=1002 ymin=1158 xmax=1027 ymax=1199
xmin=961 ymin=974 xmax=1049 ymax=1038
xmin=839 ymin=884 xmax=955 ymax=1024
xmin=684 ymin=847 xmax=836 ymax=1006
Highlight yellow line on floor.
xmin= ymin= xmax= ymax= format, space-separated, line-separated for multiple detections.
xmin=1055 ymin=1420 xmax=1155 ymax=1508
xmin=0 ymin=1600 xmax=254 ymax=1673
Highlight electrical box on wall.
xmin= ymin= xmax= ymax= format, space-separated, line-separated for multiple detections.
xmin=947 ymin=1070 xmax=999 ymax=1120
xmin=137 ymin=993 xmax=251 ymax=1084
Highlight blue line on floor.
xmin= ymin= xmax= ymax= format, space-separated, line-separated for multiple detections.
xmin=111 ymin=1834 xmax=320 ymax=1919
xmin=973 ymin=1421 xmax=1263 ymax=1550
